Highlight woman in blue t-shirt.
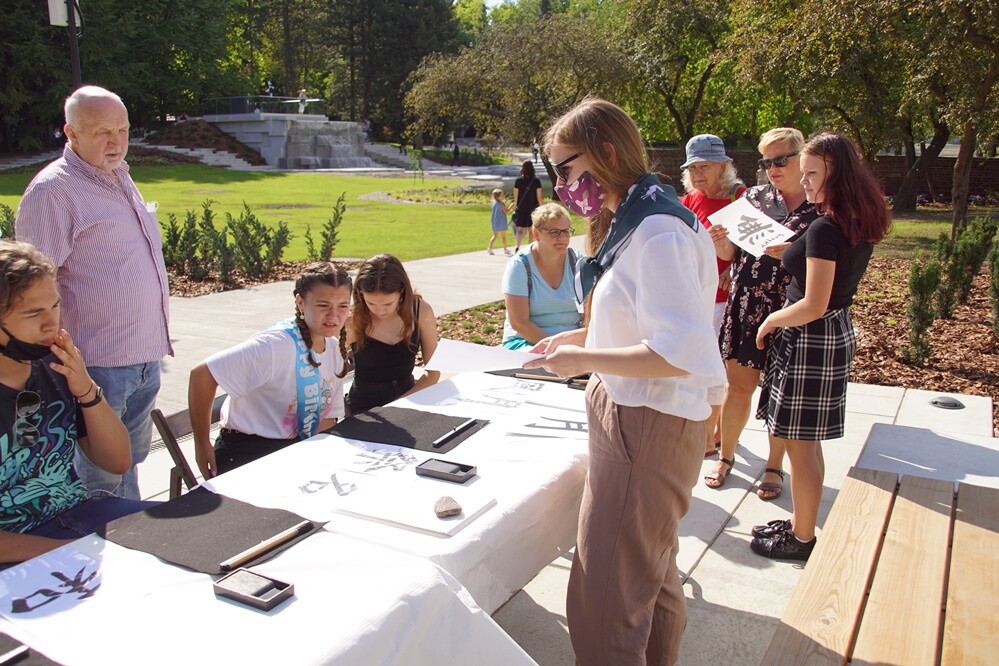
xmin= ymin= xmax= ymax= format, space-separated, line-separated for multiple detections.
xmin=749 ymin=133 xmax=891 ymax=562
xmin=500 ymin=202 xmax=581 ymax=350
xmin=0 ymin=241 xmax=154 ymax=566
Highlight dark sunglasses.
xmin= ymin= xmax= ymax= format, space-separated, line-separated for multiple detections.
xmin=758 ymin=152 xmax=799 ymax=170
xmin=548 ymin=152 xmax=583 ymax=183
xmin=14 ymin=390 xmax=40 ymax=448
xmin=539 ymin=226 xmax=574 ymax=239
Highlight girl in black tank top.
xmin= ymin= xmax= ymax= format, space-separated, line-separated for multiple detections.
xmin=343 ymin=254 xmax=441 ymax=414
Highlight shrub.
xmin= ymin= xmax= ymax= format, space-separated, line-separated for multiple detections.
xmin=304 ymin=193 xmax=345 ymax=262
xmin=0 ymin=203 xmax=15 ymax=238
xmin=199 ymin=202 xmax=235 ymax=284
xmin=991 ymin=246 xmax=999 ymax=338
xmin=934 ymin=231 xmax=959 ymax=319
xmin=905 ymin=254 xmax=942 ymax=365
xmin=161 ymin=213 xmax=183 ymax=269
xmin=227 ymin=203 xmax=291 ymax=279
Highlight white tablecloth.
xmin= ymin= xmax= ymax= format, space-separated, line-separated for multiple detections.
xmin=205 ymin=372 xmax=589 ymax=612
xmin=0 ymin=533 xmax=533 ymax=665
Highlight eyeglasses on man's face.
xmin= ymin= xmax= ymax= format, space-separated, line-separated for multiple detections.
xmin=758 ymin=151 xmax=799 ymax=171
xmin=539 ymin=226 xmax=574 ymax=240
xmin=14 ymin=390 xmax=40 ymax=448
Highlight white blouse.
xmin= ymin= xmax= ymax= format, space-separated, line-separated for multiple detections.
xmin=586 ymin=213 xmax=726 ymax=421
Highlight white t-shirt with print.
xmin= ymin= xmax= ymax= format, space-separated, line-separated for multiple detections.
xmin=207 ymin=329 xmax=346 ymax=439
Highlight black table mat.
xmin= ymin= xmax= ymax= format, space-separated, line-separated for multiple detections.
xmin=0 ymin=633 xmax=62 ymax=665
xmin=329 ymin=406 xmax=488 ymax=454
xmin=487 ymin=367 xmax=558 ymax=379
xmin=104 ymin=488 xmax=324 ymax=575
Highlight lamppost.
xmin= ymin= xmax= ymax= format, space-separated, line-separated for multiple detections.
xmin=48 ymin=0 xmax=83 ymax=88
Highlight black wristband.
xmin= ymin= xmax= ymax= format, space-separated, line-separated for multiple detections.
xmin=79 ymin=385 xmax=104 ymax=408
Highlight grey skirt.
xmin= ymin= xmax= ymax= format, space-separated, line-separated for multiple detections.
xmin=757 ymin=307 xmax=856 ymax=440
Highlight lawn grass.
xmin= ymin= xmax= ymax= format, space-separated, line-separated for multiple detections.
xmin=878 ymin=206 xmax=998 ymax=259
xmin=0 ymin=164 xmax=503 ymax=262
xmin=2 ymin=161 xmax=993 ymax=263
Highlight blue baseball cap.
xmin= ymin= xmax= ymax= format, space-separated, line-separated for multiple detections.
xmin=682 ymin=134 xmax=731 ymax=168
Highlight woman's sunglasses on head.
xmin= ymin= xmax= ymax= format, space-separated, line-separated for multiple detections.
xmin=758 ymin=151 xmax=799 ymax=170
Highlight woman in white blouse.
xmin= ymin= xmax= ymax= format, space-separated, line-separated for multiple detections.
xmin=525 ymin=98 xmax=725 ymax=665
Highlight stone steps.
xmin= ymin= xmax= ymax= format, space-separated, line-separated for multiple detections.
xmin=135 ymin=142 xmax=264 ymax=170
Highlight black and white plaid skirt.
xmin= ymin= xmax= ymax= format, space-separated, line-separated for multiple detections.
xmin=757 ymin=307 xmax=856 ymax=440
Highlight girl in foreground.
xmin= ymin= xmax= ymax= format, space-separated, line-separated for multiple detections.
xmin=525 ymin=98 xmax=725 ymax=665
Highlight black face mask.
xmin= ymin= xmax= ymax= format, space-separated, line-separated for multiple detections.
xmin=0 ymin=327 xmax=53 ymax=362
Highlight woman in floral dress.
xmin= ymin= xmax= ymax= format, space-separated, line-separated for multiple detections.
xmin=704 ymin=128 xmax=818 ymax=499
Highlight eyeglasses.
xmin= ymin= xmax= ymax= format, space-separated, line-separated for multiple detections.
xmin=539 ymin=226 xmax=574 ymax=239
xmin=758 ymin=152 xmax=799 ymax=171
xmin=14 ymin=390 xmax=40 ymax=448
xmin=549 ymin=152 xmax=583 ymax=183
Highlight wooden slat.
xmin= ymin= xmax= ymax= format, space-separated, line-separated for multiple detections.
xmin=762 ymin=467 xmax=898 ymax=665
xmin=941 ymin=483 xmax=999 ymax=665
xmin=851 ymin=475 xmax=954 ymax=665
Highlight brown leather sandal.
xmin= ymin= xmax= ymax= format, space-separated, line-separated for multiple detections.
xmin=704 ymin=458 xmax=734 ymax=489
xmin=757 ymin=468 xmax=784 ymax=501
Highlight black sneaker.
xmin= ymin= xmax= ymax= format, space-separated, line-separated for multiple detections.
xmin=751 ymin=518 xmax=791 ymax=539
xmin=750 ymin=530 xmax=816 ymax=561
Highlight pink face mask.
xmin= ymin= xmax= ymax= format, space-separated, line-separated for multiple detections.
xmin=555 ymin=171 xmax=607 ymax=218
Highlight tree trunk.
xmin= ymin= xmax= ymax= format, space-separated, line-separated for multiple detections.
xmin=951 ymin=121 xmax=977 ymax=238
xmin=282 ymin=0 xmax=295 ymax=95
xmin=893 ymin=118 xmax=949 ymax=214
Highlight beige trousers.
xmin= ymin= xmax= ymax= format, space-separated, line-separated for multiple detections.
xmin=568 ymin=377 xmax=705 ymax=666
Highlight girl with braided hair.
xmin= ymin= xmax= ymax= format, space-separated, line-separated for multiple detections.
xmin=188 ymin=262 xmax=352 ymax=478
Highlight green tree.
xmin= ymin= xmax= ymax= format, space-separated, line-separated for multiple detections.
xmin=406 ymin=13 xmax=629 ymax=145
xmin=621 ymin=0 xmax=733 ymax=145
xmin=327 ymin=0 xmax=461 ymax=135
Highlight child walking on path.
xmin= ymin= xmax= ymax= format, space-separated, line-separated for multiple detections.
xmin=487 ymin=188 xmax=512 ymax=255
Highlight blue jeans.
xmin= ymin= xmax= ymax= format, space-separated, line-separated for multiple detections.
xmin=74 ymin=362 xmax=161 ymax=499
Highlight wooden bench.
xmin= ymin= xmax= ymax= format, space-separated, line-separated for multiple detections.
xmin=762 ymin=466 xmax=998 ymax=665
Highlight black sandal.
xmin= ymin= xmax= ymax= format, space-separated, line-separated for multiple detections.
xmin=757 ymin=468 xmax=784 ymax=501
xmin=704 ymin=457 xmax=734 ymax=489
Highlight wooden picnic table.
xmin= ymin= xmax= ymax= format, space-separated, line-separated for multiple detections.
xmin=763 ymin=466 xmax=998 ymax=665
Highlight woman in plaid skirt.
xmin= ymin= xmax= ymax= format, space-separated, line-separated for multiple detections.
xmin=749 ymin=133 xmax=891 ymax=561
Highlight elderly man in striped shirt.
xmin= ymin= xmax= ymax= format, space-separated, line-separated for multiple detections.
xmin=16 ymin=86 xmax=172 ymax=500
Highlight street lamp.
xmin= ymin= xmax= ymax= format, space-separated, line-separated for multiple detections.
xmin=47 ymin=0 xmax=83 ymax=88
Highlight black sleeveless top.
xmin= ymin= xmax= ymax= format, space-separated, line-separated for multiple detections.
xmin=346 ymin=300 xmax=422 ymax=413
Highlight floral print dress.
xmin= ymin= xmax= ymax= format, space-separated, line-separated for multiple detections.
xmin=719 ymin=184 xmax=818 ymax=370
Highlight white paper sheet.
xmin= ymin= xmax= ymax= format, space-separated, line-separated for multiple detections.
xmin=707 ymin=197 xmax=795 ymax=257
xmin=425 ymin=339 xmax=543 ymax=373
xmin=333 ymin=475 xmax=497 ymax=537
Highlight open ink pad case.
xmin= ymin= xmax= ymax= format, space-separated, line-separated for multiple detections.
xmin=415 ymin=458 xmax=477 ymax=484
xmin=213 ymin=568 xmax=294 ymax=611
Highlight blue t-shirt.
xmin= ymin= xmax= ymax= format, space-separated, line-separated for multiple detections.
xmin=1 ymin=356 xmax=88 ymax=533
xmin=501 ymin=246 xmax=581 ymax=343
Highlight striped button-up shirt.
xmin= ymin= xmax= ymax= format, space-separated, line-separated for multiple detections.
xmin=16 ymin=146 xmax=172 ymax=367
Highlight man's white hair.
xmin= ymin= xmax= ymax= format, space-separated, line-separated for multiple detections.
xmin=64 ymin=86 xmax=125 ymax=126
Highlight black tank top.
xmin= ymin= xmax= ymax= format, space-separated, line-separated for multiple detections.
xmin=350 ymin=299 xmax=421 ymax=385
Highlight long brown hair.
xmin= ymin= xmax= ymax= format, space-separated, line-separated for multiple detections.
xmin=0 ymin=240 xmax=56 ymax=318
xmin=542 ymin=97 xmax=650 ymax=255
xmin=349 ymin=254 xmax=419 ymax=355
xmin=292 ymin=261 xmax=352 ymax=369
xmin=801 ymin=132 xmax=892 ymax=246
